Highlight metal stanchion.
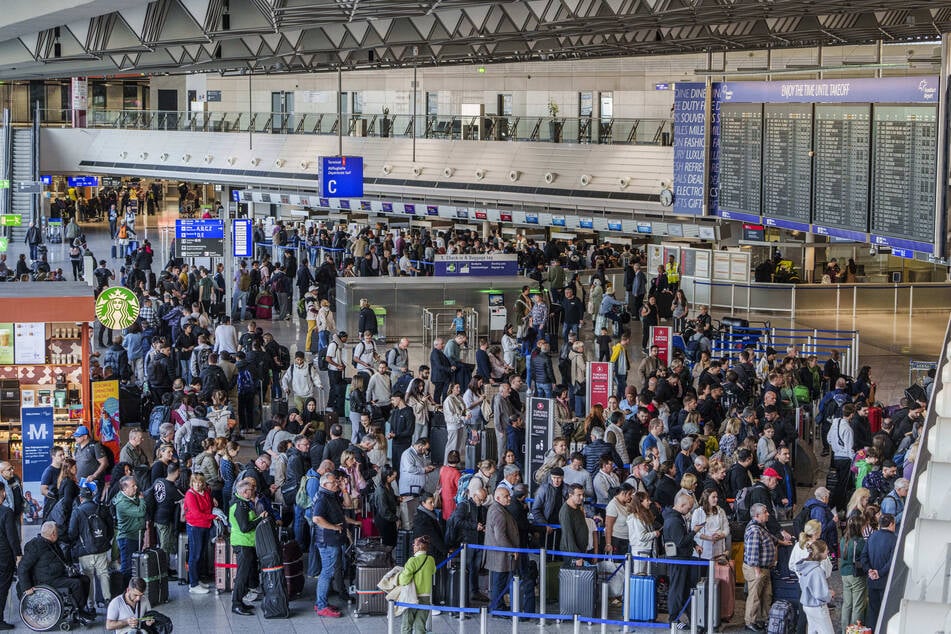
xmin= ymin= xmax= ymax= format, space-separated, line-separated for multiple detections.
xmin=706 ymin=559 xmax=716 ymax=634
xmin=512 ymin=575 xmax=520 ymax=634
xmin=573 ymin=614 xmax=581 ymax=634
xmin=480 ymin=606 xmax=488 ymax=634
xmin=460 ymin=544 xmax=468 ymax=621
xmin=600 ymin=581 xmax=609 ymax=634
xmin=539 ymin=547 xmax=547 ymax=626
xmin=622 ymin=554 xmax=632 ymax=634
xmin=387 ymin=600 xmax=395 ymax=634
xmin=690 ymin=588 xmax=698 ymax=634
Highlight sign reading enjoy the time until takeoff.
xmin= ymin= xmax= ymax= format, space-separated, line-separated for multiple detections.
xmin=95 ymin=287 xmax=140 ymax=330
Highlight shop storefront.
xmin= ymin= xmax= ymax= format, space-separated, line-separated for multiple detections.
xmin=0 ymin=283 xmax=94 ymax=526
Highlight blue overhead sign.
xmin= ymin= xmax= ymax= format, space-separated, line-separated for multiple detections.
xmin=718 ymin=76 xmax=939 ymax=104
xmin=319 ymin=156 xmax=364 ymax=198
xmin=40 ymin=175 xmax=52 ymax=185
xmin=176 ymin=219 xmax=224 ymax=239
xmin=67 ymin=176 xmax=99 ymax=187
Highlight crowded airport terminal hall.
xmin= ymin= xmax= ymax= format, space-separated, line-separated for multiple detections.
xmin=0 ymin=1 xmax=948 ymax=633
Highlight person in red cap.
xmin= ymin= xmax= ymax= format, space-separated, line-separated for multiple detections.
xmin=746 ymin=467 xmax=794 ymax=544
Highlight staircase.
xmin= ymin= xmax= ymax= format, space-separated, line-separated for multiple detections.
xmin=9 ymin=127 xmax=34 ymax=248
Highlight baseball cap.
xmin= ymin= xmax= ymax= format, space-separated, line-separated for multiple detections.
xmin=762 ymin=467 xmax=780 ymax=479
xmin=73 ymin=425 xmax=90 ymax=437
xmin=630 ymin=457 xmax=647 ymax=469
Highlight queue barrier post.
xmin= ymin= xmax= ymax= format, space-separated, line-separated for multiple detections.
xmin=622 ymin=554 xmax=632 ymax=634
xmin=511 ymin=576 xmax=520 ymax=634
xmin=387 ymin=600 xmax=395 ymax=634
xmin=690 ymin=588 xmax=698 ymax=634
xmin=706 ymin=559 xmax=715 ymax=634
xmin=460 ymin=544 xmax=468 ymax=621
xmin=539 ymin=547 xmax=547 ymax=626
xmin=480 ymin=606 xmax=488 ymax=634
xmin=573 ymin=614 xmax=581 ymax=634
xmin=600 ymin=581 xmax=609 ymax=634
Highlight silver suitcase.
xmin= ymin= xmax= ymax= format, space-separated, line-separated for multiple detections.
xmin=353 ymin=565 xmax=389 ymax=616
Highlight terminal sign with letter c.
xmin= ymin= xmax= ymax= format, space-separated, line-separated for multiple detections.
xmin=320 ymin=156 xmax=364 ymax=198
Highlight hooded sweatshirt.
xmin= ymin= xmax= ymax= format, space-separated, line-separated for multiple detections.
xmin=794 ymin=559 xmax=832 ymax=608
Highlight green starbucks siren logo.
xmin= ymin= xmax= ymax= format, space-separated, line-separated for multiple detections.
xmin=95 ymin=287 xmax=140 ymax=330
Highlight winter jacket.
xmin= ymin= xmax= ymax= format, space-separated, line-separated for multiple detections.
xmin=530 ymin=477 xmax=565 ymax=525
xmin=183 ymin=488 xmax=215 ymax=528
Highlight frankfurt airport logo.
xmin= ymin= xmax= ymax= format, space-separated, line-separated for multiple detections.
xmin=919 ymin=80 xmax=938 ymax=101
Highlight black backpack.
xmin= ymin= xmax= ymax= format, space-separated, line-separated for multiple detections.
xmin=792 ymin=504 xmax=811 ymax=538
xmin=186 ymin=424 xmax=209 ymax=457
xmin=78 ymin=504 xmax=114 ymax=554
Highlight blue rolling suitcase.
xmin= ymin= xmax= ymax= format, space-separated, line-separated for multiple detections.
xmin=628 ymin=574 xmax=657 ymax=621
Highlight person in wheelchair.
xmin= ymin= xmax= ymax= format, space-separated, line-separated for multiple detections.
xmin=17 ymin=521 xmax=95 ymax=626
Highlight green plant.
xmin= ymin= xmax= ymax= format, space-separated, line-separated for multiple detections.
xmin=547 ymin=101 xmax=559 ymax=118
xmin=382 ymin=106 xmax=390 ymax=117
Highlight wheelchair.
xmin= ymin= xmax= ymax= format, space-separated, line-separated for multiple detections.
xmin=19 ymin=585 xmax=81 ymax=632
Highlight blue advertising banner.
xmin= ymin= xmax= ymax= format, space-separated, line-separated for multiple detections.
xmin=319 ymin=156 xmax=364 ymax=198
xmin=21 ymin=407 xmax=54 ymax=525
xmin=673 ymin=82 xmax=707 ymax=215
xmin=433 ymin=254 xmax=518 ymax=276
xmin=718 ymin=76 xmax=939 ymax=104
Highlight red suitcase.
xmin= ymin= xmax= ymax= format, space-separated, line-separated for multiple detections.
xmin=714 ymin=560 xmax=736 ymax=620
xmin=282 ymin=539 xmax=305 ymax=598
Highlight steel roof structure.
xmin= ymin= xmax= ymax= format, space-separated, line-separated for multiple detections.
xmin=0 ymin=0 xmax=950 ymax=79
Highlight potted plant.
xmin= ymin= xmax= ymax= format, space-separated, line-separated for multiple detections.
xmin=381 ymin=106 xmax=392 ymax=137
xmin=548 ymin=101 xmax=563 ymax=142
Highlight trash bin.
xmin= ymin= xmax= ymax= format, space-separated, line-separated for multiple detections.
xmin=372 ymin=306 xmax=387 ymax=343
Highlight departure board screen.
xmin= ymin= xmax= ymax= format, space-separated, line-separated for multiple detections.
xmin=762 ymin=104 xmax=813 ymax=224
xmin=812 ymin=105 xmax=871 ymax=230
xmin=717 ymin=104 xmax=763 ymax=218
xmin=870 ymin=105 xmax=937 ymax=245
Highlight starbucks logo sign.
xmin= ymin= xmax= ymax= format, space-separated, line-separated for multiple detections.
xmin=95 ymin=287 xmax=140 ymax=330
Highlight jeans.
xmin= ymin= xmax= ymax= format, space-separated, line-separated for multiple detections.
xmin=315 ymin=544 xmax=341 ymax=609
xmin=489 ymin=570 xmax=512 ymax=613
xmin=293 ymin=506 xmax=309 ymax=550
xmin=534 ymin=382 xmax=553 ymax=398
xmin=615 ymin=373 xmax=627 ymax=399
xmin=117 ymin=536 xmax=140 ymax=583
xmin=866 ymin=586 xmax=885 ymax=630
xmin=179 ymin=359 xmax=191 ymax=385
xmin=328 ymin=370 xmax=346 ymax=416
xmin=232 ymin=290 xmax=248 ymax=320
xmin=841 ymin=574 xmax=868 ymax=631
xmin=186 ymin=525 xmax=210 ymax=588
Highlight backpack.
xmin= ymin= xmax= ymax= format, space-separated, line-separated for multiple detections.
xmin=236 ymin=369 xmax=255 ymax=395
xmin=102 ymin=347 xmax=121 ymax=375
xmin=186 ymin=423 xmax=209 ymax=457
xmin=276 ymin=345 xmax=291 ymax=371
xmin=454 ymin=472 xmax=475 ymax=505
xmin=78 ymin=504 xmax=114 ymax=554
xmin=766 ymin=599 xmax=796 ymax=634
xmin=793 ymin=384 xmax=811 ymax=405
xmin=392 ymin=373 xmax=413 ymax=400
xmin=733 ymin=486 xmax=753 ymax=522
xmin=48 ymin=496 xmax=76 ymax=534
xmin=816 ymin=392 xmax=847 ymax=425
xmin=294 ymin=474 xmax=318 ymax=509
xmin=238 ymin=270 xmax=251 ymax=292
xmin=193 ymin=347 xmax=212 ymax=377
xmin=352 ymin=342 xmax=366 ymax=369
xmin=296 ymin=299 xmax=306 ymax=319
xmin=148 ymin=405 xmax=171 ymax=439
xmin=792 ymin=504 xmax=811 ymax=538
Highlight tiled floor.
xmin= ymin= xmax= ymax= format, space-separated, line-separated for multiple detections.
xmin=9 ymin=203 xmax=929 ymax=632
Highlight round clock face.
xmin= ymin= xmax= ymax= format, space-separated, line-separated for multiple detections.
xmin=660 ymin=189 xmax=673 ymax=207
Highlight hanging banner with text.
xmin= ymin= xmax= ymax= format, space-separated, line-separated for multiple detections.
xmin=525 ymin=397 xmax=554 ymax=492
xmin=586 ymin=361 xmax=613 ymax=410
xmin=650 ymin=326 xmax=673 ymax=366
xmin=672 ymin=82 xmax=707 ymax=216
xmin=433 ymin=253 xmax=519 ymax=276
xmin=21 ymin=407 xmax=54 ymax=529
xmin=92 ymin=380 xmax=120 ymax=464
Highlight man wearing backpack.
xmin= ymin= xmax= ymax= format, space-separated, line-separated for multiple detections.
xmin=282 ymin=351 xmax=322 ymax=413
xmin=232 ymin=261 xmax=251 ymax=322
xmin=101 ymin=336 xmax=132 ymax=384
xmin=283 ymin=435 xmax=312 ymax=548
xmin=175 ymin=406 xmax=213 ymax=458
xmin=68 ymin=485 xmax=115 ymax=609
xmin=827 ymin=403 xmax=857 ymax=512
xmin=816 ymin=377 xmax=851 ymax=458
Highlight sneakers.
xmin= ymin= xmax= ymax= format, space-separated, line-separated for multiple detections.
xmin=243 ymin=591 xmax=260 ymax=603
xmin=199 ymin=581 xmax=211 ymax=589
xmin=315 ymin=606 xmax=341 ymax=618
xmin=189 ymin=585 xmax=210 ymax=595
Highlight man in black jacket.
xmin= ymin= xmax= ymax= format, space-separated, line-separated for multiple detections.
xmin=387 ymin=391 xmax=416 ymax=465
xmin=199 ymin=353 xmax=230 ymax=402
xmin=68 ymin=485 xmax=115 ymax=608
xmin=322 ymin=424 xmax=350 ymax=467
xmin=662 ymin=494 xmax=701 ymax=628
xmin=283 ymin=435 xmax=311 ymax=547
xmin=146 ymin=341 xmax=174 ymax=403
xmin=429 ymin=339 xmax=452 ymax=403
xmin=447 ymin=487 xmax=488 ymax=602
xmin=18 ymin=522 xmax=94 ymax=624
xmin=725 ymin=449 xmax=755 ymax=500
xmin=0 ymin=487 xmax=20 ymax=629
xmin=745 ymin=469 xmax=793 ymax=544
xmin=653 ymin=460 xmax=680 ymax=510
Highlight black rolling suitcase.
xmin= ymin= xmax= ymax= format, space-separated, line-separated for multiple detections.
xmin=654 ymin=291 xmax=674 ymax=320
xmin=430 ymin=425 xmax=448 ymax=466
xmin=434 ymin=561 xmax=463 ymax=607
xmin=394 ymin=529 xmax=413 ymax=566
xmin=255 ymin=518 xmax=282 ymax=568
xmin=132 ymin=548 xmax=169 ymax=605
xmin=559 ymin=563 xmax=599 ymax=617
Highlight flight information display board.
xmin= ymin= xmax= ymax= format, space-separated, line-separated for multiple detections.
xmin=813 ymin=105 xmax=871 ymax=231
xmin=870 ymin=105 xmax=938 ymax=248
xmin=717 ymin=104 xmax=763 ymax=219
xmin=762 ymin=104 xmax=813 ymax=227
